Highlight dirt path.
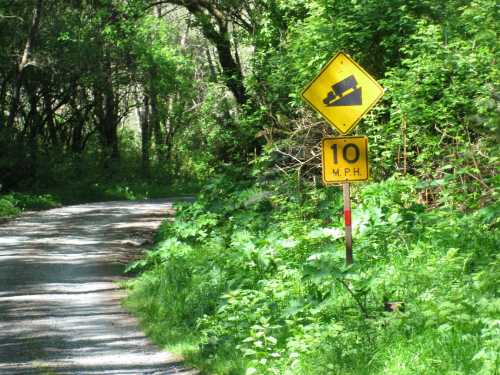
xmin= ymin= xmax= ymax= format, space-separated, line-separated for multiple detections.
xmin=0 ymin=200 xmax=196 ymax=374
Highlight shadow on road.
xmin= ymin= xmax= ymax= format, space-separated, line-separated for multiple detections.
xmin=0 ymin=201 xmax=196 ymax=374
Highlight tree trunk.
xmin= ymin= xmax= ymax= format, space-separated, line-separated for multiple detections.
xmin=94 ymin=58 xmax=119 ymax=170
xmin=205 ymin=44 xmax=218 ymax=81
xmin=103 ymin=87 xmax=119 ymax=162
xmin=7 ymin=0 xmax=42 ymax=128
xmin=70 ymin=93 xmax=86 ymax=154
xmin=0 ymin=76 xmax=7 ymax=127
xmin=211 ymin=26 xmax=247 ymax=104
xmin=42 ymin=86 xmax=58 ymax=148
xmin=71 ymin=116 xmax=85 ymax=153
xmin=137 ymin=94 xmax=151 ymax=178
xmin=153 ymin=104 xmax=164 ymax=162
xmin=175 ymin=1 xmax=247 ymax=104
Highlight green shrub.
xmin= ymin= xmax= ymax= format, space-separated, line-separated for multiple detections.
xmin=125 ymin=176 xmax=499 ymax=374
xmin=10 ymin=193 xmax=60 ymax=210
xmin=0 ymin=193 xmax=60 ymax=219
xmin=0 ymin=196 xmax=20 ymax=218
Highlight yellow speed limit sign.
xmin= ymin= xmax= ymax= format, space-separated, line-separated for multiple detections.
xmin=322 ymin=136 xmax=369 ymax=184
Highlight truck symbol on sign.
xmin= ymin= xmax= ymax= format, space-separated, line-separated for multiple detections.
xmin=323 ymin=75 xmax=362 ymax=107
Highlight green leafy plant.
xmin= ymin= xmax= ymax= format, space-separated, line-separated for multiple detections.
xmin=125 ymin=174 xmax=499 ymax=374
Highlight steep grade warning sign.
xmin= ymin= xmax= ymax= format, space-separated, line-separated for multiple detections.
xmin=301 ymin=52 xmax=384 ymax=135
xmin=322 ymin=136 xmax=369 ymax=183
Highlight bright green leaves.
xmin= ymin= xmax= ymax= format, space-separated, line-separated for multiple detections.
xmin=368 ymin=5 xmax=499 ymax=207
xmin=131 ymin=15 xmax=192 ymax=94
xmin=126 ymin=175 xmax=499 ymax=374
xmin=116 ymin=1 xmax=500 ymax=373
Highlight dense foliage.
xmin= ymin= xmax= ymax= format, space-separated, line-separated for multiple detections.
xmin=0 ymin=0 xmax=498 ymax=373
xmin=1 ymin=1 xmax=497 ymax=203
xmin=0 ymin=0 xmax=218 ymax=197
xmin=0 ymin=192 xmax=59 ymax=219
xmin=122 ymin=0 xmax=498 ymax=374
xmin=126 ymin=177 xmax=499 ymax=374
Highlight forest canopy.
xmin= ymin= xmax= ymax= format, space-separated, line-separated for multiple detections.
xmin=0 ymin=0 xmax=497 ymax=207
xmin=0 ymin=1 xmax=498 ymax=373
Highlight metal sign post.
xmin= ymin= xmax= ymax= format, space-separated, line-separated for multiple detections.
xmin=343 ymin=182 xmax=353 ymax=265
xmin=301 ymin=51 xmax=385 ymax=265
xmin=321 ymin=137 xmax=364 ymax=266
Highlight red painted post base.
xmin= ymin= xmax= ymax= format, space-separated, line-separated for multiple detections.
xmin=343 ymin=182 xmax=353 ymax=265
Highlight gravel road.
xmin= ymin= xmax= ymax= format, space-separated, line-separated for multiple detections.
xmin=0 ymin=200 xmax=197 ymax=375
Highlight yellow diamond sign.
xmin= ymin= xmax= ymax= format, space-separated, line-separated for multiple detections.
xmin=301 ymin=52 xmax=384 ymax=135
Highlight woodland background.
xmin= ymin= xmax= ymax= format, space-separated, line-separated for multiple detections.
xmin=0 ymin=1 xmax=498 ymax=374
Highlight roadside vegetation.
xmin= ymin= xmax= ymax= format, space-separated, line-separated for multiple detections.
xmin=0 ymin=192 xmax=60 ymax=219
xmin=1 ymin=0 xmax=498 ymax=374
xmin=126 ymin=175 xmax=498 ymax=375
xmin=123 ymin=1 xmax=498 ymax=374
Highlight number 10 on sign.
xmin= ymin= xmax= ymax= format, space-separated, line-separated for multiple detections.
xmin=321 ymin=136 xmax=369 ymax=184
xmin=321 ymin=136 xmax=369 ymax=265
